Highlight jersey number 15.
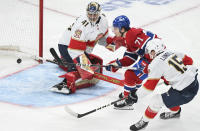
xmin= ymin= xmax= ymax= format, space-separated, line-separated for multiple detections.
xmin=168 ymin=55 xmax=187 ymax=74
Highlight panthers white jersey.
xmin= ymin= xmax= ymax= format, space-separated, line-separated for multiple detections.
xmin=59 ymin=13 xmax=109 ymax=47
xmin=148 ymin=50 xmax=198 ymax=91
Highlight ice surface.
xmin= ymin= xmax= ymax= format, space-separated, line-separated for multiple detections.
xmin=0 ymin=0 xmax=200 ymax=131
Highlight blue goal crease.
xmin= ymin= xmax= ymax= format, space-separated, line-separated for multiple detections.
xmin=0 ymin=63 xmax=121 ymax=107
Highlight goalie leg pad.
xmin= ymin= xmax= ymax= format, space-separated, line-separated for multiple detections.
xmin=59 ymin=71 xmax=80 ymax=93
xmin=58 ymin=44 xmax=74 ymax=71
xmin=59 ymin=71 xmax=100 ymax=94
xmin=84 ymin=53 xmax=103 ymax=73
xmin=73 ymin=53 xmax=103 ymax=80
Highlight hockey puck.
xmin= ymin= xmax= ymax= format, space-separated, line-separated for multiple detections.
xmin=17 ymin=58 xmax=22 ymax=64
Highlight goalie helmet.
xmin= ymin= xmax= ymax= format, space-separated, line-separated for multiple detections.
xmin=145 ymin=39 xmax=166 ymax=59
xmin=86 ymin=2 xmax=101 ymax=23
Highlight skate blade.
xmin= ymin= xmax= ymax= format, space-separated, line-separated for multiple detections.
xmin=160 ymin=116 xmax=180 ymax=120
xmin=49 ymin=88 xmax=70 ymax=94
xmin=114 ymin=106 xmax=134 ymax=110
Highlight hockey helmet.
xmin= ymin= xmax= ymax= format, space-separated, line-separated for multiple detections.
xmin=113 ymin=15 xmax=130 ymax=30
xmin=86 ymin=2 xmax=101 ymax=23
xmin=146 ymin=38 xmax=166 ymax=58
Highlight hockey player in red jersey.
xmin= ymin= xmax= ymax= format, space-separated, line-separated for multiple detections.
xmin=105 ymin=15 xmax=163 ymax=109
xmin=50 ymin=2 xmax=117 ymax=94
xmin=129 ymin=39 xmax=199 ymax=131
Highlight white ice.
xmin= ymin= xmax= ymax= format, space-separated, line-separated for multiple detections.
xmin=0 ymin=0 xmax=200 ymax=131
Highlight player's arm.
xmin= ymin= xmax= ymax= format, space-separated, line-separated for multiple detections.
xmin=136 ymin=60 xmax=164 ymax=100
xmin=119 ymin=50 xmax=139 ymax=66
xmin=95 ymin=14 xmax=125 ymax=52
xmin=58 ymin=16 xmax=80 ymax=45
xmin=105 ymin=50 xmax=139 ymax=72
xmin=105 ymin=36 xmax=125 ymax=52
xmin=176 ymin=52 xmax=193 ymax=65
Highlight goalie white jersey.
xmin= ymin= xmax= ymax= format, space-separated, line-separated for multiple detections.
xmin=58 ymin=13 xmax=109 ymax=57
xmin=148 ymin=50 xmax=198 ymax=91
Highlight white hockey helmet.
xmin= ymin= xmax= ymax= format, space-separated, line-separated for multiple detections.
xmin=146 ymin=38 xmax=166 ymax=59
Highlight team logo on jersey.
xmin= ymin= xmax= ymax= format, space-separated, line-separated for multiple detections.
xmin=74 ymin=29 xmax=82 ymax=38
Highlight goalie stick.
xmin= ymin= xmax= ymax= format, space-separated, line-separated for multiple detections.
xmin=64 ymin=98 xmax=123 ymax=118
xmin=49 ymin=48 xmax=138 ymax=70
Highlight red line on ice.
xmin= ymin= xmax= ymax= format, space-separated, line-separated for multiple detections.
xmin=0 ymin=64 xmax=39 ymax=79
xmin=18 ymin=0 xmax=77 ymax=18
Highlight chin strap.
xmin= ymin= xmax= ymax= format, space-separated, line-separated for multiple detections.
xmin=119 ymin=27 xmax=130 ymax=37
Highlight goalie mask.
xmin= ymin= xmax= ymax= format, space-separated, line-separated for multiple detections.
xmin=86 ymin=2 xmax=101 ymax=24
xmin=146 ymin=39 xmax=166 ymax=59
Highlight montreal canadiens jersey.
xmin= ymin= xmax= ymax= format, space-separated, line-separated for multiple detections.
xmin=148 ymin=50 xmax=198 ymax=91
xmin=58 ymin=14 xmax=108 ymax=53
xmin=125 ymin=28 xmax=158 ymax=56
xmin=119 ymin=28 xmax=158 ymax=66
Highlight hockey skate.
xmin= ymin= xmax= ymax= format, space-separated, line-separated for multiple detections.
xmin=114 ymin=92 xmax=138 ymax=110
xmin=160 ymin=108 xmax=181 ymax=120
xmin=50 ymin=79 xmax=71 ymax=94
xmin=130 ymin=117 xmax=149 ymax=131
xmin=114 ymin=99 xmax=134 ymax=110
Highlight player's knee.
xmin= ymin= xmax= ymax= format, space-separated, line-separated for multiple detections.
xmin=58 ymin=44 xmax=68 ymax=55
xmin=124 ymin=70 xmax=139 ymax=84
xmin=149 ymin=94 xmax=164 ymax=112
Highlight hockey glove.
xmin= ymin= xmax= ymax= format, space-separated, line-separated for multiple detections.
xmin=161 ymin=76 xmax=170 ymax=85
xmin=105 ymin=59 xmax=122 ymax=72
xmin=106 ymin=36 xmax=125 ymax=52
xmin=106 ymin=43 xmax=116 ymax=52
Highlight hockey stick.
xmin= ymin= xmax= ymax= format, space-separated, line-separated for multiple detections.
xmin=94 ymin=72 xmax=124 ymax=86
xmin=64 ymin=98 xmax=123 ymax=118
xmin=50 ymin=48 xmax=137 ymax=70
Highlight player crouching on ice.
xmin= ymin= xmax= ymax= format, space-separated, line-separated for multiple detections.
xmin=105 ymin=15 xmax=164 ymax=109
xmin=129 ymin=39 xmax=199 ymax=131
xmin=50 ymin=2 xmax=119 ymax=94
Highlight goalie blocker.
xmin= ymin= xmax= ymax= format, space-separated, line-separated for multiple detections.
xmin=50 ymin=53 xmax=103 ymax=94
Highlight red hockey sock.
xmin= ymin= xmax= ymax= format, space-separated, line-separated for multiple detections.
xmin=145 ymin=106 xmax=158 ymax=119
xmin=169 ymin=106 xmax=180 ymax=112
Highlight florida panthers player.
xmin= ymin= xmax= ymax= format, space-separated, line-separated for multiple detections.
xmin=50 ymin=2 xmax=115 ymax=94
xmin=129 ymin=39 xmax=199 ymax=131
xmin=105 ymin=15 xmax=162 ymax=109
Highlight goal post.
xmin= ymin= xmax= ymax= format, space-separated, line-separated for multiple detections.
xmin=39 ymin=0 xmax=43 ymax=59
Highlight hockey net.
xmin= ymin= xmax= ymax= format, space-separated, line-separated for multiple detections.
xmin=0 ymin=0 xmax=42 ymax=60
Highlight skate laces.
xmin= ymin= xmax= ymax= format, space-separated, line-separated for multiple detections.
xmin=135 ymin=119 xmax=146 ymax=128
xmin=116 ymin=99 xmax=126 ymax=105
xmin=164 ymin=112 xmax=176 ymax=118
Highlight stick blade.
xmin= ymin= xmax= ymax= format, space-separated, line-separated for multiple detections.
xmin=64 ymin=106 xmax=79 ymax=118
